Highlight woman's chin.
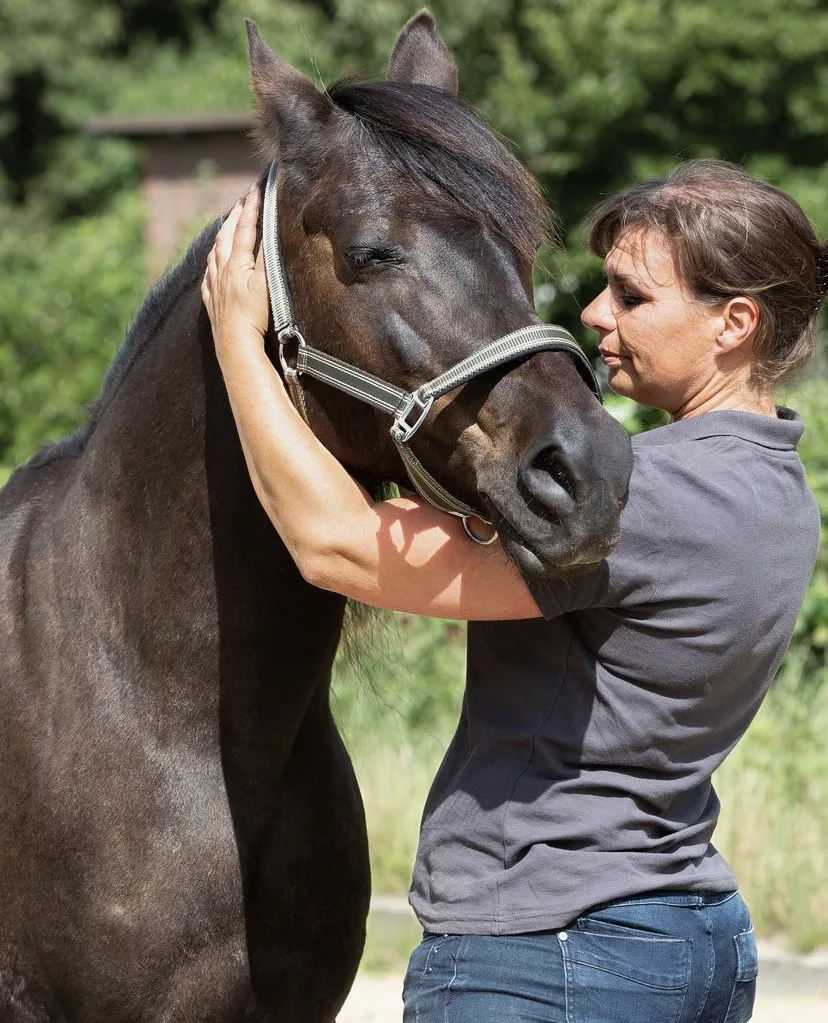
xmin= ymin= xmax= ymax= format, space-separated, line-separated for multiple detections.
xmin=605 ymin=370 xmax=652 ymax=407
xmin=605 ymin=368 xmax=634 ymax=397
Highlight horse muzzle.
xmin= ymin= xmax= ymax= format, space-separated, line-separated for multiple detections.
xmin=479 ymin=408 xmax=634 ymax=581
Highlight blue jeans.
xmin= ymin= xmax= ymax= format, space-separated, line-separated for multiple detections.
xmin=403 ymin=891 xmax=758 ymax=1023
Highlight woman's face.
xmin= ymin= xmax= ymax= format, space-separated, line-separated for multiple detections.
xmin=581 ymin=227 xmax=726 ymax=415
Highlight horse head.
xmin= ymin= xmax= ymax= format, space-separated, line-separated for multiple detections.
xmin=247 ymin=11 xmax=634 ymax=580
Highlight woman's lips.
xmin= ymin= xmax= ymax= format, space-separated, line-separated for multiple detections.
xmin=599 ymin=350 xmax=627 ymax=366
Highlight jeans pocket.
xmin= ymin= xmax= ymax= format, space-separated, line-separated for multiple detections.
xmin=723 ymin=928 xmax=758 ymax=1023
xmin=403 ymin=935 xmax=465 ymax=1023
xmin=560 ymin=926 xmax=690 ymax=1023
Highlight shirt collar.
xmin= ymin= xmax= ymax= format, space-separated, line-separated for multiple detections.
xmin=633 ymin=406 xmax=805 ymax=451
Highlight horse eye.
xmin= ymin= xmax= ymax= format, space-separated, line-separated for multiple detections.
xmin=343 ymin=246 xmax=403 ymax=272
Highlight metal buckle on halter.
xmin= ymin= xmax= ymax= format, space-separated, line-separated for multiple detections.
xmin=390 ymin=391 xmax=434 ymax=444
xmin=277 ymin=326 xmax=306 ymax=380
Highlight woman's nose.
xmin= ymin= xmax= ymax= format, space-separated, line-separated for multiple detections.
xmin=581 ymin=286 xmax=614 ymax=332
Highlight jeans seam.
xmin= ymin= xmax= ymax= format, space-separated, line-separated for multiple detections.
xmin=690 ymin=911 xmax=716 ymax=1023
xmin=590 ymin=890 xmax=739 ymax=912
xmin=443 ymin=935 xmax=466 ymax=1023
xmin=562 ymin=939 xmax=572 ymax=1023
xmin=723 ymin=969 xmax=756 ymax=1023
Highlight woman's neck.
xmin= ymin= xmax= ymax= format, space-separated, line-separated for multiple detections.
xmin=670 ymin=369 xmax=776 ymax=422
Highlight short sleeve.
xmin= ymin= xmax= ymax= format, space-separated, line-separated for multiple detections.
xmin=525 ymin=451 xmax=664 ymax=619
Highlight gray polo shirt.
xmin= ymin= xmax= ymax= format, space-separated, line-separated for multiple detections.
xmin=410 ymin=408 xmax=819 ymax=935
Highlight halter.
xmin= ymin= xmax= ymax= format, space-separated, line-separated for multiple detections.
xmin=261 ymin=161 xmax=602 ymax=545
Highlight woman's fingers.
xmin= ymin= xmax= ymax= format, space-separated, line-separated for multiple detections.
xmin=215 ymin=202 xmax=243 ymax=265
xmin=232 ymin=187 xmax=260 ymax=265
xmin=202 ymin=182 xmax=269 ymax=342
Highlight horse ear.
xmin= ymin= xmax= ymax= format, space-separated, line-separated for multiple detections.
xmin=387 ymin=10 xmax=458 ymax=95
xmin=246 ymin=19 xmax=332 ymax=158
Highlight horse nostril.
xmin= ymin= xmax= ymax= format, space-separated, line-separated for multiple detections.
xmin=531 ymin=449 xmax=576 ymax=502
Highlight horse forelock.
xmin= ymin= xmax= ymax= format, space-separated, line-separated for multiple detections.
xmin=325 ymin=79 xmax=551 ymax=264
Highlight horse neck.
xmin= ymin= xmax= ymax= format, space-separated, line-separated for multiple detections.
xmin=64 ymin=270 xmax=349 ymax=743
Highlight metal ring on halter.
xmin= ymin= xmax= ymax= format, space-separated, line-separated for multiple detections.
xmin=462 ymin=515 xmax=498 ymax=545
xmin=278 ymin=327 xmax=306 ymax=380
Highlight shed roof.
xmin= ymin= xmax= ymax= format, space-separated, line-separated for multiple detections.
xmin=86 ymin=111 xmax=255 ymax=137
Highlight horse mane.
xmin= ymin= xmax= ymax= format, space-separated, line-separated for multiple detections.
xmin=89 ymin=222 xmax=221 ymax=431
xmin=26 ymin=218 xmax=225 ymax=470
xmin=326 ymin=80 xmax=551 ymax=263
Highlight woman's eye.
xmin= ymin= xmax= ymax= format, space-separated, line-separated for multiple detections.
xmin=344 ymin=247 xmax=403 ymax=272
xmin=616 ymin=291 xmax=643 ymax=309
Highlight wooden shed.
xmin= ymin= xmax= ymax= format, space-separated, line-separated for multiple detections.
xmin=87 ymin=111 xmax=261 ymax=273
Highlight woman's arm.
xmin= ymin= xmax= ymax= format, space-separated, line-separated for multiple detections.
xmin=201 ymin=189 xmax=542 ymax=621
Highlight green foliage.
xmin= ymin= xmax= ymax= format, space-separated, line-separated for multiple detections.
xmin=333 ymin=612 xmax=467 ymax=748
xmin=332 ymin=612 xmax=467 ymax=894
xmin=787 ymin=379 xmax=828 ymax=665
xmin=714 ymin=650 xmax=828 ymax=951
xmin=4 ymin=0 xmax=828 ymax=464
xmin=0 ymin=192 xmax=145 ymax=464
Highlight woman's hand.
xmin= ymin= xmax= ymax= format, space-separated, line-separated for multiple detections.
xmin=202 ymin=185 xmax=270 ymax=356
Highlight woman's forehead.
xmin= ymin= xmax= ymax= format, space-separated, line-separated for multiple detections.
xmin=606 ymin=227 xmax=677 ymax=288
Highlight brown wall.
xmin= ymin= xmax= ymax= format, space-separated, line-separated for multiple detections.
xmin=143 ymin=132 xmax=264 ymax=274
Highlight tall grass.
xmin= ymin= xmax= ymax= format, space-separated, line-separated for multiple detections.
xmin=714 ymin=651 xmax=828 ymax=951
xmin=334 ymin=617 xmax=828 ymax=952
xmin=332 ymin=612 xmax=466 ymax=894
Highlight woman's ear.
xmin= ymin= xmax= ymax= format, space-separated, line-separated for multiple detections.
xmin=716 ymin=296 xmax=761 ymax=355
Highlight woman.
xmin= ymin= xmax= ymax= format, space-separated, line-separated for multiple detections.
xmin=202 ymin=159 xmax=821 ymax=1023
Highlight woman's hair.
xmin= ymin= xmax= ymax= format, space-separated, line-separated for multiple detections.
xmin=586 ymin=159 xmax=826 ymax=386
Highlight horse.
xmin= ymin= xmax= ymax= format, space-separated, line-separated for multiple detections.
xmin=0 ymin=11 xmax=633 ymax=1022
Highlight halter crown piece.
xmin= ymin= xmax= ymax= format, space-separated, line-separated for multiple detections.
xmin=260 ymin=161 xmax=602 ymax=545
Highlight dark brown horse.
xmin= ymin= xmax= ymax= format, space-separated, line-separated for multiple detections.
xmin=0 ymin=12 xmax=633 ymax=1023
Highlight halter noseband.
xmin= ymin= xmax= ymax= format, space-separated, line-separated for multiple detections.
xmin=260 ymin=161 xmax=602 ymax=545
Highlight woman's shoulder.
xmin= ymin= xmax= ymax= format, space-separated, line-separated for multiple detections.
xmin=625 ymin=410 xmax=819 ymax=575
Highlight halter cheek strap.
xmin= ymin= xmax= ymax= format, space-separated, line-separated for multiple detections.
xmin=260 ymin=161 xmax=602 ymax=544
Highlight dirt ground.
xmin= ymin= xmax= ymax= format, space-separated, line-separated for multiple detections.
xmin=338 ymin=942 xmax=828 ymax=1023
